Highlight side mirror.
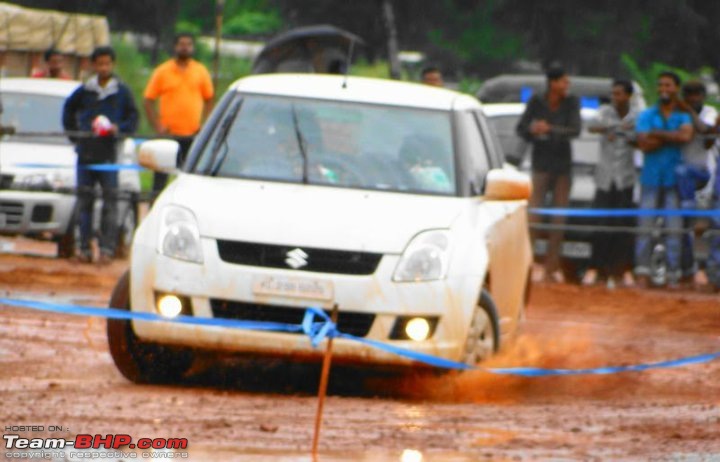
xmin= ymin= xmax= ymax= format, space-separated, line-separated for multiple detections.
xmin=484 ymin=168 xmax=532 ymax=201
xmin=138 ymin=139 xmax=179 ymax=173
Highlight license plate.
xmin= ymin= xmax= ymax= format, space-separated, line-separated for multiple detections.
xmin=561 ymin=241 xmax=592 ymax=258
xmin=252 ymin=276 xmax=334 ymax=301
xmin=534 ymin=239 xmax=592 ymax=259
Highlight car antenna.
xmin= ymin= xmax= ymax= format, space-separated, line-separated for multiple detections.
xmin=341 ymin=39 xmax=355 ymax=90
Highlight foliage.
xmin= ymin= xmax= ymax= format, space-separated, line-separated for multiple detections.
xmin=223 ymin=11 xmax=282 ymax=36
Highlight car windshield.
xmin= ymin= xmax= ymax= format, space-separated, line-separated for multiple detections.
xmin=193 ymin=94 xmax=457 ymax=195
xmin=0 ymin=92 xmax=68 ymax=144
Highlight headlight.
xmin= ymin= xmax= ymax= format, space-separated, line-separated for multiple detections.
xmin=157 ymin=205 xmax=203 ymax=263
xmin=393 ymin=230 xmax=451 ymax=282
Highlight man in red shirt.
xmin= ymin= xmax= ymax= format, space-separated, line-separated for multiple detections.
xmin=31 ymin=48 xmax=71 ymax=79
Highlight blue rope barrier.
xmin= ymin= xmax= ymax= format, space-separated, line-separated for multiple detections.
xmin=13 ymin=163 xmax=145 ymax=171
xmin=531 ymin=207 xmax=720 ymax=218
xmin=2 ymin=297 xmax=718 ymax=377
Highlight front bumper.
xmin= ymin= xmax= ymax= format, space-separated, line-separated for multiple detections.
xmin=0 ymin=190 xmax=75 ymax=236
xmin=129 ymin=238 xmax=483 ymax=367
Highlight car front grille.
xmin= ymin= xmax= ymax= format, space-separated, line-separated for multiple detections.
xmin=210 ymin=299 xmax=375 ymax=337
xmin=216 ymin=239 xmax=382 ymax=275
xmin=0 ymin=201 xmax=23 ymax=227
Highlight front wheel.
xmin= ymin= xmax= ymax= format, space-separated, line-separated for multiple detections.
xmin=462 ymin=290 xmax=500 ymax=365
xmin=107 ymin=271 xmax=194 ymax=384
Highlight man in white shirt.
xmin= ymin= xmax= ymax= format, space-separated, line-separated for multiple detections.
xmin=676 ymin=80 xmax=718 ymax=281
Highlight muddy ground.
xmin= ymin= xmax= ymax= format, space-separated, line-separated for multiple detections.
xmin=0 ymin=237 xmax=719 ymax=461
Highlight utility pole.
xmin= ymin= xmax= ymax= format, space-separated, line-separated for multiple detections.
xmin=213 ymin=0 xmax=225 ymax=93
xmin=381 ymin=0 xmax=401 ymax=80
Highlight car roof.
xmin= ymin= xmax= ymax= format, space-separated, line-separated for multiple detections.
xmin=0 ymin=77 xmax=80 ymax=96
xmin=231 ymin=74 xmax=481 ymax=111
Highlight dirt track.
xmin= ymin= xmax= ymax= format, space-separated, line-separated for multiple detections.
xmin=0 ymin=238 xmax=719 ymax=461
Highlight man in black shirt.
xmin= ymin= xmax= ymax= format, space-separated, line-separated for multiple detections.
xmin=516 ymin=66 xmax=581 ymax=281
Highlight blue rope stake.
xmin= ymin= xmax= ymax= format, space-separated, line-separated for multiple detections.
xmin=2 ymin=297 xmax=718 ymax=377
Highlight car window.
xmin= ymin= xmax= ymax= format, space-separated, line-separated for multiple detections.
xmin=194 ymin=94 xmax=457 ymax=196
xmin=0 ymin=92 xmax=68 ymax=144
xmin=474 ymin=111 xmax=505 ymax=168
xmin=485 ymin=114 xmax=529 ymax=163
xmin=455 ymin=111 xmax=490 ymax=195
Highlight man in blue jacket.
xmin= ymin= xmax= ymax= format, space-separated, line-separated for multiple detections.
xmin=62 ymin=46 xmax=139 ymax=264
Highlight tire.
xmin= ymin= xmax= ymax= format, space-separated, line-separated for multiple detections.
xmin=107 ymin=271 xmax=194 ymax=384
xmin=115 ymin=197 xmax=138 ymax=259
xmin=462 ymin=290 xmax=500 ymax=365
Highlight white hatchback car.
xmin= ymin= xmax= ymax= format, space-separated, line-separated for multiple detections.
xmin=107 ymin=74 xmax=533 ymax=383
xmin=0 ymin=78 xmax=140 ymax=257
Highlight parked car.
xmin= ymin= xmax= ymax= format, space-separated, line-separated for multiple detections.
xmin=106 ymin=74 xmax=533 ymax=383
xmin=0 ymin=78 xmax=140 ymax=258
xmin=483 ymin=102 xmax=622 ymax=282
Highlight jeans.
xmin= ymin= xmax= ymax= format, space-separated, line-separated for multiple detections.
xmin=591 ymin=184 xmax=634 ymax=278
xmin=675 ymin=164 xmax=711 ymax=277
xmin=634 ymin=185 xmax=682 ymax=281
xmin=77 ymin=164 xmax=118 ymax=256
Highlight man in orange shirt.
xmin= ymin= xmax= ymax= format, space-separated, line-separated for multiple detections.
xmin=144 ymin=33 xmax=214 ymax=193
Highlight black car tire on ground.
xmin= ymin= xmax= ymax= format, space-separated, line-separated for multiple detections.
xmin=107 ymin=271 xmax=194 ymax=384
xmin=462 ymin=289 xmax=500 ymax=365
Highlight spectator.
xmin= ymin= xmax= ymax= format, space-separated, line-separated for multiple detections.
xmin=62 ymin=46 xmax=139 ymax=264
xmin=587 ymin=79 xmax=638 ymax=288
xmin=421 ymin=66 xmax=444 ymax=87
xmin=516 ymin=66 xmax=581 ymax=281
xmin=634 ymin=71 xmax=693 ymax=287
xmin=144 ymin=32 xmax=214 ymax=195
xmin=31 ymin=48 xmax=71 ymax=79
xmin=676 ymin=80 xmax=718 ymax=282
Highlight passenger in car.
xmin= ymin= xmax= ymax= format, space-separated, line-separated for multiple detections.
xmin=399 ymin=134 xmax=452 ymax=193
xmin=516 ymin=66 xmax=581 ymax=282
xmin=587 ymin=80 xmax=639 ymax=288
xmin=634 ymin=71 xmax=693 ymax=287
xmin=675 ymin=81 xmax=718 ymax=283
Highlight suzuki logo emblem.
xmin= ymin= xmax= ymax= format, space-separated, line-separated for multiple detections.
xmin=285 ymin=248 xmax=309 ymax=269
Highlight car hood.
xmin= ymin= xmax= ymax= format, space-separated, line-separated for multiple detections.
xmin=0 ymin=140 xmax=75 ymax=176
xmin=169 ymin=175 xmax=466 ymax=254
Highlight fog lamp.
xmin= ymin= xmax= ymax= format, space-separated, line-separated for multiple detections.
xmin=405 ymin=317 xmax=431 ymax=342
xmin=157 ymin=294 xmax=183 ymax=318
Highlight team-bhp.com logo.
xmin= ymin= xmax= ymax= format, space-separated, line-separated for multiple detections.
xmin=4 ymin=434 xmax=188 ymax=459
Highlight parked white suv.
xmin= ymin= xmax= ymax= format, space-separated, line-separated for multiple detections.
xmin=107 ymin=74 xmax=533 ymax=383
xmin=0 ymin=78 xmax=140 ymax=257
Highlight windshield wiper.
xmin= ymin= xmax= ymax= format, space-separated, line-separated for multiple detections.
xmin=290 ymin=103 xmax=309 ymax=184
xmin=206 ymin=99 xmax=242 ymax=176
